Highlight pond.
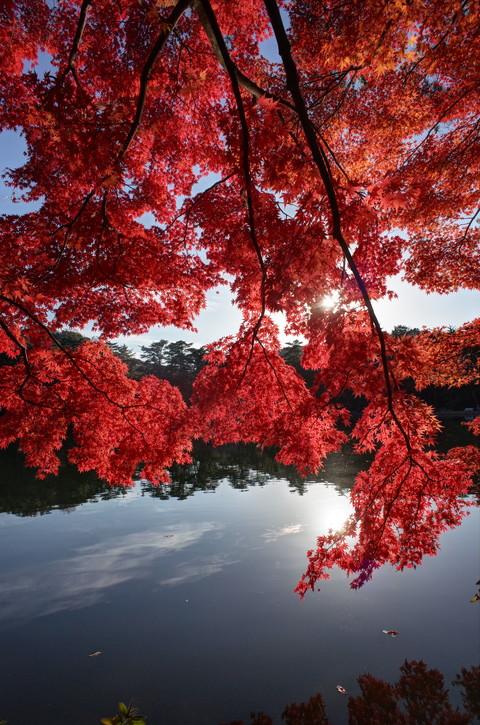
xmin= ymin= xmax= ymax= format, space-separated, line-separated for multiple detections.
xmin=0 ymin=431 xmax=478 ymax=724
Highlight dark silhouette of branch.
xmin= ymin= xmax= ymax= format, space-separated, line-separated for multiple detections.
xmin=0 ymin=316 xmax=29 ymax=367
xmin=197 ymin=0 xmax=267 ymax=385
xmin=262 ymin=0 xmax=412 ymax=452
xmin=458 ymin=205 xmax=480 ymax=247
xmin=197 ymin=9 xmax=351 ymax=183
xmin=0 ymin=296 xmax=184 ymax=433
xmin=257 ymin=338 xmax=294 ymax=413
xmin=403 ymin=1 xmax=468 ymax=82
xmin=117 ymin=0 xmax=191 ymax=161
xmin=164 ymin=171 xmax=237 ymax=234
xmin=195 ymin=0 xmax=291 ymax=108
xmin=0 ymin=315 xmax=66 ymax=408
xmin=57 ymin=0 xmax=92 ymax=89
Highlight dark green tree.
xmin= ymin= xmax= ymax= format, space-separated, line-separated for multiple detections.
xmin=107 ymin=342 xmax=142 ymax=378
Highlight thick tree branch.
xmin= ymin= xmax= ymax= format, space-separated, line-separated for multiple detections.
xmin=66 ymin=0 xmax=92 ymax=72
xmin=57 ymin=0 xmax=92 ymax=89
xmin=197 ymin=12 xmax=350 ymax=182
xmin=262 ymin=0 xmax=411 ymax=452
xmin=197 ymin=0 xmax=267 ymax=383
xmin=194 ymin=0 xmax=286 ymax=107
xmin=118 ymin=0 xmax=192 ymax=161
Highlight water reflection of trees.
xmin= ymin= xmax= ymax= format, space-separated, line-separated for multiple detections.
xmin=0 ymin=442 xmax=365 ymax=516
xmin=143 ymin=442 xmax=363 ymax=501
xmin=0 ymin=445 xmax=123 ymax=516
xmin=224 ymin=661 xmax=480 ymax=725
xmin=0 ymin=422 xmax=472 ymax=527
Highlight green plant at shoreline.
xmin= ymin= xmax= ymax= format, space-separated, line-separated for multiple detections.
xmin=100 ymin=701 xmax=146 ymax=725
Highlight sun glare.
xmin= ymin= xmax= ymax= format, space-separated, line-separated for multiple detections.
xmin=320 ymin=290 xmax=340 ymax=310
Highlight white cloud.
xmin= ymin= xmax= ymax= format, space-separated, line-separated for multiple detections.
xmin=0 ymin=522 xmax=222 ymax=622
xmin=262 ymin=523 xmax=303 ymax=543
xmin=159 ymin=554 xmax=239 ymax=587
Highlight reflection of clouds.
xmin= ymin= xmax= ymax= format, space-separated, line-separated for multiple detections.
xmin=160 ymin=555 xmax=239 ymax=587
xmin=262 ymin=523 xmax=303 ymax=543
xmin=0 ymin=522 xmax=221 ymax=622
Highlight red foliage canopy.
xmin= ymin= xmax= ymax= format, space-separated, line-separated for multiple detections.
xmin=0 ymin=0 xmax=479 ymax=591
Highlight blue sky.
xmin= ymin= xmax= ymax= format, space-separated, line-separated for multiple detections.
xmin=1 ymin=123 xmax=478 ymax=351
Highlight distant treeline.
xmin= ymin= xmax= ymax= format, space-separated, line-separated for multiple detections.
xmin=44 ymin=330 xmax=204 ymax=398
xmin=9 ymin=326 xmax=480 ymax=411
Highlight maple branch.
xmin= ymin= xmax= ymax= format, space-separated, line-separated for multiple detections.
xmin=401 ymin=83 xmax=478 ymax=167
xmin=458 ymin=205 xmax=480 ymax=247
xmin=56 ymin=189 xmax=96 ymax=239
xmin=164 ymin=171 xmax=236 ymax=233
xmin=257 ymin=338 xmax=294 ymax=413
xmin=0 ymin=316 xmax=29 ymax=368
xmin=197 ymin=12 xmax=351 ymax=184
xmin=118 ymin=0 xmax=191 ymax=161
xmin=0 ymin=296 xmax=187 ymax=439
xmin=197 ymin=0 xmax=267 ymax=384
xmin=36 ymin=189 xmax=97 ymax=282
xmin=55 ymin=0 xmax=92 ymax=89
xmin=0 ymin=294 xmax=135 ymax=411
xmin=361 ymin=455 xmax=409 ymax=520
xmin=262 ymin=0 xmax=412 ymax=453
xmin=67 ymin=0 xmax=91 ymax=73
xmin=358 ymin=460 xmax=414 ymax=575
xmin=45 ymin=0 xmax=191 ymax=272
xmin=194 ymin=1 xmax=287 ymax=107
xmin=403 ymin=2 xmax=467 ymax=82
xmin=0 ymin=315 xmax=65 ymax=409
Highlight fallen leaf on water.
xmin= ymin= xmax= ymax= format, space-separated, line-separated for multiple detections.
xmin=470 ymin=593 xmax=480 ymax=604
xmin=382 ymin=629 xmax=399 ymax=637
xmin=88 ymin=650 xmax=102 ymax=657
xmin=336 ymin=685 xmax=347 ymax=695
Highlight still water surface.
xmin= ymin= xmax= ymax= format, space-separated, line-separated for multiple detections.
xmin=0 ymin=439 xmax=478 ymax=724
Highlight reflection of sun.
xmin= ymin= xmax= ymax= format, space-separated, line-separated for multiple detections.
xmin=316 ymin=499 xmax=352 ymax=533
xmin=324 ymin=507 xmax=348 ymax=532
